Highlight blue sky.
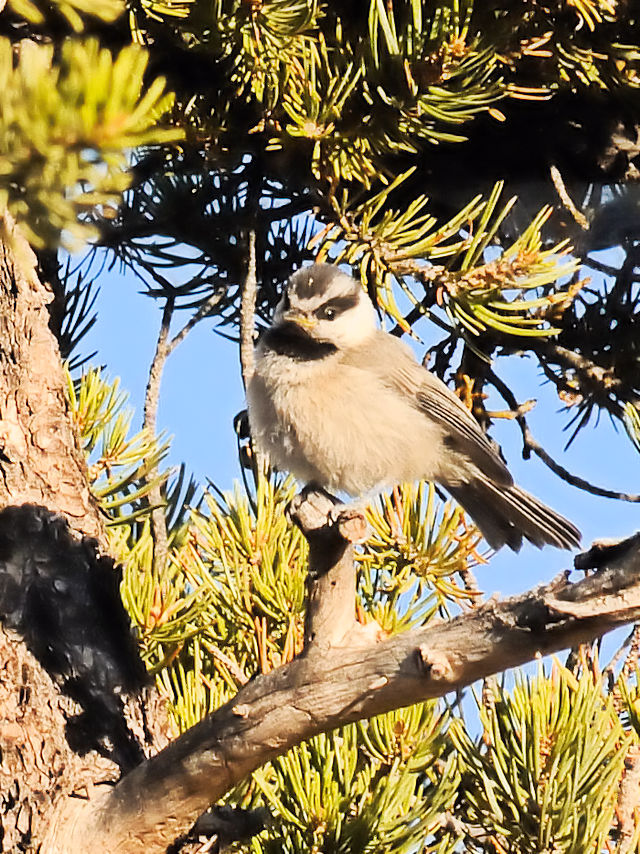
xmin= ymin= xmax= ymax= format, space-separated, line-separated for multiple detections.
xmin=82 ymin=256 xmax=639 ymax=602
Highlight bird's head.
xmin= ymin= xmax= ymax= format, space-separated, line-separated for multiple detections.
xmin=272 ymin=264 xmax=377 ymax=350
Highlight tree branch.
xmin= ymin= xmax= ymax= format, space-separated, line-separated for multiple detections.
xmin=287 ymin=487 xmax=368 ymax=649
xmin=142 ymin=288 xmax=226 ymax=573
xmin=549 ymin=164 xmax=589 ymax=230
xmin=486 ymin=368 xmax=640 ymax=502
xmin=529 ymin=339 xmax=626 ymax=413
xmin=239 ymin=229 xmax=257 ymax=391
xmin=143 ymin=295 xmax=175 ymax=572
xmin=45 ymin=502 xmax=640 ymax=854
xmin=167 ymin=290 xmax=226 ymax=356
xmin=523 ymin=427 xmax=640 ymax=502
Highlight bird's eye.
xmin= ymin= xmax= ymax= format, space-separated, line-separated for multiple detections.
xmin=321 ymin=306 xmax=337 ymax=321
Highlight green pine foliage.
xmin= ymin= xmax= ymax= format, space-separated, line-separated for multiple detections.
xmin=452 ymin=661 xmax=629 ymax=853
xmin=66 ymin=367 xmax=171 ymax=524
xmin=245 ymin=709 xmax=460 ymax=854
xmin=0 ymin=39 xmax=180 ymax=248
xmin=9 ymin=0 xmax=123 ymax=31
xmin=317 ymin=174 xmax=579 ymax=337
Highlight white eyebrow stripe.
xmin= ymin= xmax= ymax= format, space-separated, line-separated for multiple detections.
xmin=293 ymin=276 xmax=357 ymax=310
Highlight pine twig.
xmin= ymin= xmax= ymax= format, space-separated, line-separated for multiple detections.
xmin=203 ymin=641 xmax=249 ymax=687
xmin=486 ymin=368 xmax=640 ymax=503
xmin=143 ymin=288 xmax=226 ymax=573
xmin=549 ymin=164 xmax=589 ymax=230
xmin=167 ymin=290 xmax=226 ymax=355
xmin=525 ymin=430 xmax=640 ymax=502
xmin=144 ymin=296 xmax=175 ymax=573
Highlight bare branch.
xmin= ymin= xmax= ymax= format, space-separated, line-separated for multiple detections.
xmin=287 ymin=487 xmax=369 ymax=649
xmin=486 ymin=368 xmax=640 ymax=502
xmin=142 ymin=287 xmax=226 ymax=572
xmin=239 ymin=230 xmax=257 ymax=391
xmin=549 ymin=164 xmax=589 ymax=230
xmin=143 ymin=296 xmax=175 ymax=572
xmin=46 ymin=500 xmax=640 ymax=854
xmin=167 ymin=289 xmax=226 ymax=356
xmin=524 ymin=428 xmax=640 ymax=502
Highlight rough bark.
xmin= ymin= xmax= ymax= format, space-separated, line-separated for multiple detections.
xmin=45 ymin=507 xmax=640 ymax=854
xmin=0 ymin=624 xmax=120 ymax=851
xmin=0 ymin=219 xmax=170 ymax=849
xmin=0 ymin=487 xmax=172 ymax=848
xmin=616 ymin=744 xmax=640 ymax=854
xmin=0 ymin=215 xmax=104 ymax=543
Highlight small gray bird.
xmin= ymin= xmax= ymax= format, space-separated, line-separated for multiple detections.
xmin=247 ymin=263 xmax=581 ymax=552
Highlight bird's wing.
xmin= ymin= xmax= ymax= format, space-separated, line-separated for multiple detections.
xmin=342 ymin=331 xmax=512 ymax=486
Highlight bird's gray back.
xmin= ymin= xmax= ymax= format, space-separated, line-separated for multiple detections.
xmin=340 ymin=331 xmax=512 ymax=486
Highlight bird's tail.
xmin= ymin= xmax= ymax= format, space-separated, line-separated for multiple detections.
xmin=446 ymin=478 xmax=581 ymax=552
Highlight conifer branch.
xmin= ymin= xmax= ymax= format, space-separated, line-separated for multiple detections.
xmin=486 ymin=368 xmax=640 ymax=502
xmin=46 ymin=509 xmax=640 ymax=854
xmin=286 ymin=486 xmax=368 ymax=649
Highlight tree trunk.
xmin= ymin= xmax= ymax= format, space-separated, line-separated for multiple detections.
xmin=0 ymin=216 xmax=168 ymax=850
xmin=0 ymin=217 xmax=104 ymax=543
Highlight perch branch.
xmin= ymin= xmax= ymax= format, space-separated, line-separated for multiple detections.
xmin=44 ymin=506 xmax=640 ymax=854
xmin=287 ymin=487 xmax=369 ymax=649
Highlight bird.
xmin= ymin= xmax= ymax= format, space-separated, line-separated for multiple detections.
xmin=247 ymin=263 xmax=581 ymax=552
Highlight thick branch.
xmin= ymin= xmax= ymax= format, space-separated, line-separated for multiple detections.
xmin=46 ymin=520 xmax=640 ymax=854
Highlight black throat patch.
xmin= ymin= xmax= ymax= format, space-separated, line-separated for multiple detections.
xmin=262 ymin=321 xmax=338 ymax=361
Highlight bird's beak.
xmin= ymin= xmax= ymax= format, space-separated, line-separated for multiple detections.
xmin=282 ymin=310 xmax=316 ymax=331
